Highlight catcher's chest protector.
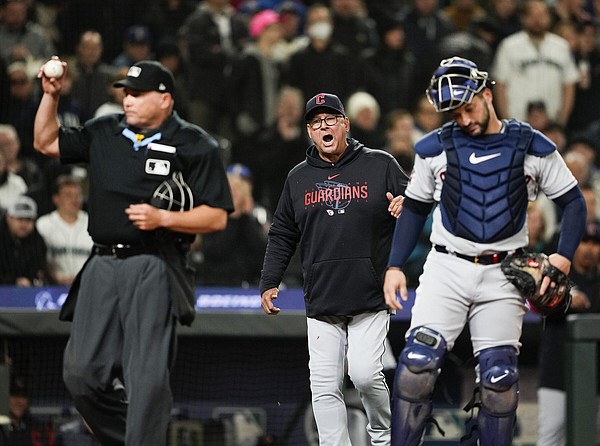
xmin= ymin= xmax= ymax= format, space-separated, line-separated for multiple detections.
xmin=439 ymin=121 xmax=532 ymax=243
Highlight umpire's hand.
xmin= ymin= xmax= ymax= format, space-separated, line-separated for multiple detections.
xmin=261 ymin=288 xmax=280 ymax=315
xmin=383 ymin=267 xmax=408 ymax=311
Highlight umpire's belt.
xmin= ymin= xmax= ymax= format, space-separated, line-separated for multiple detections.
xmin=434 ymin=245 xmax=522 ymax=265
xmin=93 ymin=243 xmax=160 ymax=259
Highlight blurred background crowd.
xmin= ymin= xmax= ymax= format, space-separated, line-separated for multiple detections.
xmin=2 ymin=0 xmax=600 ymax=289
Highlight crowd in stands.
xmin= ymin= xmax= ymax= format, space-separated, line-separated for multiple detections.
xmin=1 ymin=0 xmax=600 ymax=289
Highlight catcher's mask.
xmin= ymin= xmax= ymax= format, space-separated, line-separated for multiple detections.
xmin=426 ymin=57 xmax=492 ymax=112
xmin=151 ymin=171 xmax=194 ymax=211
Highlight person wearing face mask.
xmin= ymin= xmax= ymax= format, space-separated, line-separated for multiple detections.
xmin=260 ymin=93 xmax=408 ymax=446
xmin=284 ymin=3 xmax=362 ymax=105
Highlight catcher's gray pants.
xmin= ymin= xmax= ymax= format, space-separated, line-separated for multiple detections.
xmin=63 ymin=254 xmax=175 ymax=446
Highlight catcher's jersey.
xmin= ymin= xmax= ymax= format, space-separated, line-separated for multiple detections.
xmin=408 ymin=120 xmax=577 ymax=256
xmin=58 ymin=112 xmax=233 ymax=244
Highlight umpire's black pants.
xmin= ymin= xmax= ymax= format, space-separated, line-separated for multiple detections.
xmin=63 ymin=254 xmax=176 ymax=446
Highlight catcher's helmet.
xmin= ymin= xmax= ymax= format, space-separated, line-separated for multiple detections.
xmin=426 ymin=57 xmax=491 ymax=112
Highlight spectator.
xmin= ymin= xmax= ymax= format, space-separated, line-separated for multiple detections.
xmin=526 ymin=101 xmax=552 ymax=132
xmin=196 ymin=165 xmax=268 ymax=287
xmin=442 ymin=0 xmax=486 ymax=32
xmin=437 ymin=15 xmax=499 ymax=71
xmin=384 ymin=109 xmax=416 ymax=173
xmin=36 ymin=175 xmax=93 ymax=286
xmin=568 ymin=21 xmax=600 ymax=134
xmin=272 ymin=0 xmax=307 ymax=64
xmin=229 ymin=9 xmax=284 ymax=139
xmin=0 ymin=373 xmax=54 ymax=446
xmin=68 ymin=30 xmax=118 ymax=121
xmin=182 ymin=0 xmax=248 ymax=139
xmin=6 ymin=61 xmax=38 ymax=162
xmin=486 ymin=0 xmax=521 ymax=44
xmin=361 ymin=17 xmax=419 ymax=115
xmin=251 ymin=85 xmax=308 ymax=215
xmin=111 ymin=24 xmax=154 ymax=69
xmin=0 ymin=124 xmax=44 ymax=207
xmin=549 ymin=0 xmax=593 ymax=28
xmin=411 ymin=94 xmax=444 ymax=141
xmin=93 ymin=67 xmax=128 ymax=118
xmin=400 ymin=0 xmax=455 ymax=98
xmin=156 ymin=37 xmax=190 ymax=120
xmin=0 ymin=0 xmax=56 ymax=69
xmin=285 ymin=3 xmax=360 ymax=105
xmin=0 ymin=195 xmax=49 ymax=286
xmin=0 ymin=149 xmax=27 ymax=214
xmin=345 ymin=90 xmax=386 ymax=149
xmin=492 ymin=0 xmax=579 ymax=126
xmin=329 ymin=0 xmax=379 ymax=55
xmin=527 ymin=201 xmax=551 ymax=252
xmin=141 ymin=0 xmax=197 ymax=48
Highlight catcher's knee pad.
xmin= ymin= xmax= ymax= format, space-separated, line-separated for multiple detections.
xmin=477 ymin=346 xmax=519 ymax=446
xmin=391 ymin=327 xmax=447 ymax=446
xmin=397 ymin=326 xmax=447 ymax=401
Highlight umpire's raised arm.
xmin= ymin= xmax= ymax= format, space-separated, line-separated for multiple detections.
xmin=34 ymin=57 xmax=66 ymax=158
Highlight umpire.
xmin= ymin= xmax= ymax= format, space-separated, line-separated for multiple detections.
xmin=34 ymin=59 xmax=233 ymax=446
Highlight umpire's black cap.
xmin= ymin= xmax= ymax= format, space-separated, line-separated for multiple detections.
xmin=114 ymin=60 xmax=175 ymax=95
xmin=305 ymin=93 xmax=345 ymax=121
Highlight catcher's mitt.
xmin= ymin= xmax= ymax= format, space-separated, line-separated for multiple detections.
xmin=501 ymin=251 xmax=572 ymax=316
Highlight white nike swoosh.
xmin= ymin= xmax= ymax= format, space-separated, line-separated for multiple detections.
xmin=469 ymin=152 xmax=502 ymax=164
xmin=490 ymin=372 xmax=509 ymax=383
xmin=407 ymin=352 xmax=427 ymax=360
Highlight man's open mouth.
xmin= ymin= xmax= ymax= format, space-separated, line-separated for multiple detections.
xmin=323 ymin=134 xmax=334 ymax=143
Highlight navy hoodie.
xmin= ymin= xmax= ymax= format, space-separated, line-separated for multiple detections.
xmin=259 ymin=138 xmax=408 ymax=317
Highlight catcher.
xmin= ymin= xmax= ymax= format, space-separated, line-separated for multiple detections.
xmin=383 ymin=57 xmax=587 ymax=446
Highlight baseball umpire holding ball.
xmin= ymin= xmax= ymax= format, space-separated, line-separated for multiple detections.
xmin=260 ymin=92 xmax=408 ymax=445
xmin=383 ymin=57 xmax=587 ymax=446
xmin=34 ymin=58 xmax=233 ymax=445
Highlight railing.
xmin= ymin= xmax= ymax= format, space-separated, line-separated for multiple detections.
xmin=566 ymin=314 xmax=600 ymax=445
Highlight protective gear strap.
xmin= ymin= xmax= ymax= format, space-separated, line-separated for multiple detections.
xmin=476 ymin=346 xmax=519 ymax=446
xmin=391 ymin=327 xmax=447 ymax=446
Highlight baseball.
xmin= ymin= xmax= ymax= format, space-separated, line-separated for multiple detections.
xmin=43 ymin=60 xmax=64 ymax=78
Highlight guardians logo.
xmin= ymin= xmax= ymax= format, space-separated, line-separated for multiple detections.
xmin=304 ymin=180 xmax=369 ymax=212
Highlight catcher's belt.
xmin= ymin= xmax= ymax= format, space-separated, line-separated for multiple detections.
xmin=434 ymin=246 xmax=524 ymax=265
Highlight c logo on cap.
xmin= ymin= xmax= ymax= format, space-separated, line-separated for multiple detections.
xmin=316 ymin=94 xmax=326 ymax=105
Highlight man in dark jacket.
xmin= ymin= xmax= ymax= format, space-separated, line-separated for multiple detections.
xmin=260 ymin=93 xmax=408 ymax=445
xmin=0 ymin=195 xmax=48 ymax=286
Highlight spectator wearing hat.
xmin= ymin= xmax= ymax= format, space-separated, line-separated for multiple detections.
xmin=0 ymin=195 xmax=49 ymax=286
xmin=230 ymin=9 xmax=284 ymax=140
xmin=272 ymin=0 xmax=307 ymax=63
xmin=111 ymin=25 xmax=154 ymax=69
xmin=195 ymin=163 xmax=268 ymax=287
xmin=0 ymin=373 xmax=54 ymax=446
xmin=537 ymin=220 xmax=600 ymax=446
xmin=345 ymin=91 xmax=386 ymax=149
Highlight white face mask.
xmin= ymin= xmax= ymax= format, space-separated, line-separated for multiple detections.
xmin=307 ymin=21 xmax=333 ymax=40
